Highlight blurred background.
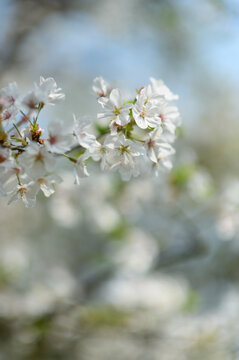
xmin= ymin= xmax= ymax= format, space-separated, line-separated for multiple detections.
xmin=1 ymin=0 xmax=239 ymax=359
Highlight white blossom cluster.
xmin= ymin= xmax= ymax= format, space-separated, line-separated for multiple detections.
xmin=0 ymin=76 xmax=180 ymax=207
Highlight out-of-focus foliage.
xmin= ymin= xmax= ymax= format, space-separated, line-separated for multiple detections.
xmin=1 ymin=0 xmax=239 ymax=359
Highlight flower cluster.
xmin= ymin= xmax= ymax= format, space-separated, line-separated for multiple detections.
xmin=0 ymin=76 xmax=180 ymax=207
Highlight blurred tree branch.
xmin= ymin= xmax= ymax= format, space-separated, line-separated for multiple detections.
xmin=0 ymin=0 xmax=83 ymax=79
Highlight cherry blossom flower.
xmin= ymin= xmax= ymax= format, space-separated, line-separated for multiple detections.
xmin=0 ymin=82 xmax=19 ymax=124
xmin=98 ymin=88 xmax=132 ymax=127
xmin=158 ymin=101 xmax=181 ymax=134
xmin=150 ymin=77 xmax=178 ymax=101
xmin=18 ymin=142 xmax=56 ymax=178
xmin=144 ymin=127 xmax=164 ymax=163
xmin=0 ymin=82 xmax=19 ymax=109
xmin=0 ymin=105 xmax=18 ymax=124
xmin=8 ymin=182 xmax=38 ymax=208
xmin=132 ymin=92 xmax=161 ymax=129
xmin=23 ymin=77 xmax=65 ymax=109
xmin=87 ymin=137 xmax=113 ymax=171
xmin=105 ymin=134 xmax=145 ymax=181
xmin=92 ymin=76 xmax=111 ymax=97
xmin=137 ymin=84 xmax=163 ymax=104
xmin=75 ymin=154 xmax=89 ymax=185
xmin=46 ymin=119 xmax=74 ymax=154
xmin=153 ymin=143 xmax=176 ymax=176
xmin=73 ymin=115 xmax=96 ymax=149
xmin=0 ymin=166 xmax=22 ymax=195
xmin=35 ymin=174 xmax=62 ymax=197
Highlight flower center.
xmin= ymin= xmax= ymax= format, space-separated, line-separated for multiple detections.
xmin=19 ymin=186 xmax=27 ymax=196
xmin=148 ymin=139 xmax=155 ymax=148
xmin=35 ymin=152 xmax=43 ymax=162
xmin=49 ymin=135 xmax=58 ymax=145
xmin=120 ymin=144 xmax=130 ymax=154
xmin=113 ymin=106 xmax=120 ymax=116
xmin=140 ymin=109 xmax=147 ymax=118
xmin=98 ymin=90 xmax=106 ymax=97
xmin=28 ymin=99 xmax=37 ymax=109
xmin=38 ymin=177 xmax=46 ymax=184
xmin=3 ymin=110 xmax=11 ymax=120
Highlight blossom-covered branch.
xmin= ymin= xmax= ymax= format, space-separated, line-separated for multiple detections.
xmin=0 ymin=76 xmax=180 ymax=207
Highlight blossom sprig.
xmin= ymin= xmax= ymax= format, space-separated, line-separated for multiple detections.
xmin=0 ymin=75 xmax=180 ymax=207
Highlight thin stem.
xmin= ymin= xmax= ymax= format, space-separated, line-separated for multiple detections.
xmin=20 ymin=110 xmax=33 ymax=126
xmin=16 ymin=174 xmax=22 ymax=186
xmin=61 ymin=153 xmax=77 ymax=163
xmin=8 ymin=119 xmax=26 ymax=134
xmin=13 ymin=123 xmax=22 ymax=138
xmin=35 ymin=102 xmax=44 ymax=123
